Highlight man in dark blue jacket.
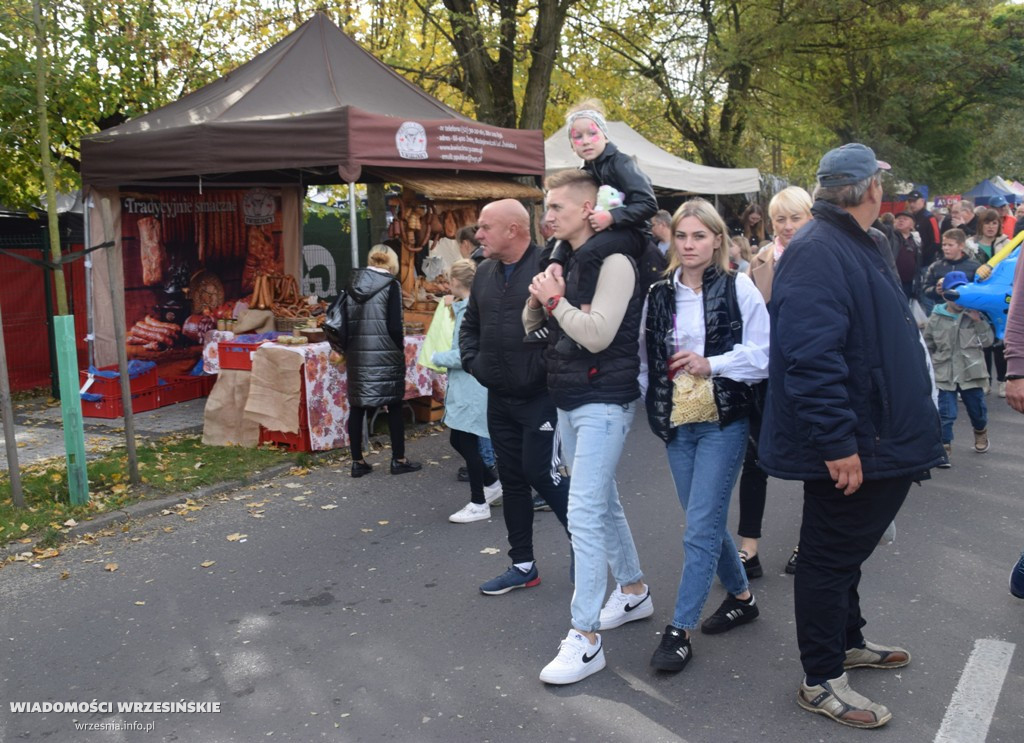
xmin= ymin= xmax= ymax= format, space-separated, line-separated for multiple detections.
xmin=760 ymin=144 xmax=944 ymax=729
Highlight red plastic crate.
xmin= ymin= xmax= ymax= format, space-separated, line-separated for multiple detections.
xmin=81 ymin=388 xmax=160 ymax=419
xmin=258 ymin=425 xmax=312 ymax=452
xmin=157 ymin=376 xmax=205 ymax=407
xmin=199 ymin=374 xmax=217 ymax=396
xmin=79 ymin=364 xmax=158 ymax=397
xmin=217 ymin=340 xmax=267 ymax=371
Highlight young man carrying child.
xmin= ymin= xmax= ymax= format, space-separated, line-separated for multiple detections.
xmin=923 ymin=270 xmax=994 ymax=467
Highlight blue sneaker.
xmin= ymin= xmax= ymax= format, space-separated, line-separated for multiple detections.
xmin=1011 ymin=551 xmax=1024 ymax=599
xmin=480 ymin=564 xmax=540 ymax=595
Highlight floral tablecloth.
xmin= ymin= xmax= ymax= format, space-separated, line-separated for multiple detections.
xmin=251 ymin=337 xmax=444 ymax=451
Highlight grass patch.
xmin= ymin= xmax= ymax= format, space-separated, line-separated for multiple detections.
xmin=0 ymin=435 xmax=297 ymax=544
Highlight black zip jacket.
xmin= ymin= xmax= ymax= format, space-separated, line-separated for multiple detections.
xmin=460 ymin=243 xmax=551 ymax=398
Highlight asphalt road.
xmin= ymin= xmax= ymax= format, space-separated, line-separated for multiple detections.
xmin=1 ymin=397 xmax=1022 ymax=742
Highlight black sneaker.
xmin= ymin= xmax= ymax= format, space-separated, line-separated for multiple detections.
xmin=650 ymin=625 xmax=692 ymax=672
xmin=700 ymin=594 xmax=759 ymax=635
xmin=739 ymin=550 xmax=763 ymax=579
xmin=457 ymin=466 xmax=470 ymax=482
xmin=523 ymin=326 xmax=550 ymax=345
xmin=351 ymin=460 xmax=372 ymax=478
xmin=785 ymin=547 xmax=799 ymax=574
xmin=532 ymin=495 xmax=553 ymax=511
xmin=390 ymin=458 xmax=422 ymax=475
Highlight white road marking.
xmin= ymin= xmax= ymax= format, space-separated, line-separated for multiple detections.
xmin=934 ymin=638 xmax=1015 ymax=743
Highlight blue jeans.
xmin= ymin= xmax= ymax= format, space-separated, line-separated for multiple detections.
xmin=558 ymin=402 xmax=644 ymax=633
xmin=937 ymin=386 xmax=987 ymax=443
xmin=477 ymin=436 xmax=496 ymax=468
xmin=666 ymin=418 xmax=750 ymax=631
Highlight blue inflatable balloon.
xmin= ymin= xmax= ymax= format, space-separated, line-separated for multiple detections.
xmin=942 ymin=245 xmax=1018 ymax=339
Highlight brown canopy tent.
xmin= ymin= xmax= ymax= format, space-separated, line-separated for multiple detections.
xmin=79 ymin=13 xmax=544 ymax=366
xmin=80 ymin=13 xmax=543 ymax=187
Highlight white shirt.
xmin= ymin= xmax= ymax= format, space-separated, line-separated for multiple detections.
xmin=639 ymin=269 xmax=770 ymax=397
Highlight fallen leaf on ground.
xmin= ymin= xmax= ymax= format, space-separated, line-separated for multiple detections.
xmin=292 ymin=496 xmax=306 ymax=502
xmin=378 ymin=520 xmax=389 ymax=525
xmin=480 ymin=547 xmax=501 ymax=555
xmin=104 ymin=563 xmax=119 ymax=572
xmin=134 ymin=601 xmax=146 ymax=606
xmin=360 ymin=528 xmax=373 ymax=533
xmin=59 ymin=571 xmax=70 ymax=580
xmin=200 ymin=561 xmax=215 ymax=568
xmin=33 ymin=548 xmax=59 ymax=560
xmin=320 ymin=504 xmax=338 ymax=510
xmin=284 ymin=483 xmax=303 ymax=489
xmin=63 ymin=519 xmax=78 ymax=527
xmin=226 ymin=533 xmax=247 ymax=542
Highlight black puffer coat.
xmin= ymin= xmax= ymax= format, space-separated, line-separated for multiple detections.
xmin=339 ymin=268 xmax=404 ymax=407
xmin=645 ymin=267 xmax=754 ymax=442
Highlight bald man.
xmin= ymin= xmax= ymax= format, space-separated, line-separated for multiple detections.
xmin=460 ymin=200 xmax=571 ymax=595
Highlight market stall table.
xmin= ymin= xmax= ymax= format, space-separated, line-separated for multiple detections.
xmin=202 ymin=334 xmax=445 ymax=451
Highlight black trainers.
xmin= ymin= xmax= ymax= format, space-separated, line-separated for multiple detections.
xmin=785 ymin=547 xmax=799 ymax=574
xmin=739 ymin=550 xmax=763 ymax=579
xmin=700 ymin=594 xmax=759 ymax=635
xmin=532 ymin=495 xmax=553 ymax=511
xmin=390 ymin=458 xmax=422 ymax=475
xmin=650 ymin=625 xmax=692 ymax=672
xmin=523 ymin=326 xmax=550 ymax=345
xmin=351 ymin=460 xmax=372 ymax=478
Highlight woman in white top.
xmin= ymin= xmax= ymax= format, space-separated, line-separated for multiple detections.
xmin=640 ymin=198 xmax=769 ymax=673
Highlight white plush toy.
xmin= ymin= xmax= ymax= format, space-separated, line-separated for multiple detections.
xmin=595 ymin=184 xmax=625 ymax=211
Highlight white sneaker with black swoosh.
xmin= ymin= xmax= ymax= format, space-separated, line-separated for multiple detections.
xmin=539 ymin=630 xmax=605 ymax=684
xmin=598 ymin=584 xmax=653 ymax=629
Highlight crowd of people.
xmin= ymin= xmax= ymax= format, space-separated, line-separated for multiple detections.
xmin=326 ymin=102 xmax=1024 ymax=731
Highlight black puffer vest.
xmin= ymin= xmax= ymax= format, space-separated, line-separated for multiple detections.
xmin=645 ymin=266 xmax=754 ymax=442
xmin=344 ymin=269 xmax=404 ymax=407
xmin=545 ymin=246 xmax=642 ymax=411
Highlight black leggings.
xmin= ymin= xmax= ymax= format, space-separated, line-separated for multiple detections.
xmin=450 ymin=428 xmax=497 ymax=504
xmin=737 ymin=409 xmax=768 ymax=540
xmin=985 ymin=343 xmax=1006 ymax=383
xmin=348 ymin=403 xmax=405 ymax=461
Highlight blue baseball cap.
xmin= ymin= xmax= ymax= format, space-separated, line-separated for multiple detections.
xmin=816 ymin=143 xmax=891 ymax=187
xmin=943 ymin=271 xmax=969 ymax=292
xmin=989 ymin=195 xmax=1008 ymax=208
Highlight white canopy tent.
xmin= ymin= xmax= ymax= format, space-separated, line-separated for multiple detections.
xmin=545 ymin=121 xmax=760 ymax=195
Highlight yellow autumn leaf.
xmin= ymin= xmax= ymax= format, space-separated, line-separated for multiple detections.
xmin=226 ymin=533 xmax=247 ymax=542
xmin=104 ymin=563 xmax=118 ymax=572
xmin=19 ymin=523 xmax=29 ymax=532
xmin=134 ymin=601 xmax=146 ymax=606
xmin=60 ymin=571 xmax=70 ymax=580
xmin=200 ymin=560 xmax=216 ymax=568
xmin=320 ymin=504 xmax=338 ymax=510
xmin=378 ymin=521 xmax=389 ymax=526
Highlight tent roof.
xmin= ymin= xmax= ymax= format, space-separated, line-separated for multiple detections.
xmin=81 ymin=13 xmax=543 ymax=187
xmin=962 ymin=178 xmax=1016 ymax=204
xmin=545 ymin=121 xmax=760 ymax=196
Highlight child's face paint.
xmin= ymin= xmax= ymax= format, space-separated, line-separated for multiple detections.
xmin=569 ymin=118 xmax=608 ymax=161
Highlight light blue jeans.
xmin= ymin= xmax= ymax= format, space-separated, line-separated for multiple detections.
xmin=558 ymin=401 xmax=644 ymax=633
xmin=666 ymin=418 xmax=750 ymax=631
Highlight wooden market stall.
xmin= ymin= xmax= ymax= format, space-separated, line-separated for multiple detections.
xmin=77 ymin=13 xmax=545 ymax=444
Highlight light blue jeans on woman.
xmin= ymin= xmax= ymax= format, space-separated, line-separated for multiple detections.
xmin=666 ymin=417 xmax=750 ymax=631
xmin=558 ymin=401 xmax=644 ymax=633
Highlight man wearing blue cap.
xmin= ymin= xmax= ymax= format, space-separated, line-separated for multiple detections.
xmin=989 ymin=195 xmax=1016 ymax=239
xmin=759 ymin=143 xmax=945 ymax=729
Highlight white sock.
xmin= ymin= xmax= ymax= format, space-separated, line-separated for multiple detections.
xmin=514 ymin=561 xmax=534 ymax=572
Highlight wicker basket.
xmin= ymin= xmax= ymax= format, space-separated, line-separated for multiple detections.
xmin=275 ymin=315 xmax=312 ymax=333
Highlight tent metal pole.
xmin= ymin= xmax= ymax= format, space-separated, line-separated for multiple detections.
xmin=83 ymin=189 xmax=95 ymax=370
xmin=348 ymin=182 xmax=359 ymax=269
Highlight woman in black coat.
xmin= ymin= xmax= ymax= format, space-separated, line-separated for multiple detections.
xmin=327 ymin=245 xmax=421 ymax=478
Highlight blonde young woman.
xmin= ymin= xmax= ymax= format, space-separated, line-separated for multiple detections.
xmin=641 ymin=198 xmax=769 ymax=672
xmin=737 ymin=187 xmax=813 ymax=577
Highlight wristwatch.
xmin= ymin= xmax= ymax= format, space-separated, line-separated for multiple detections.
xmin=545 ymin=295 xmax=562 ymax=312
